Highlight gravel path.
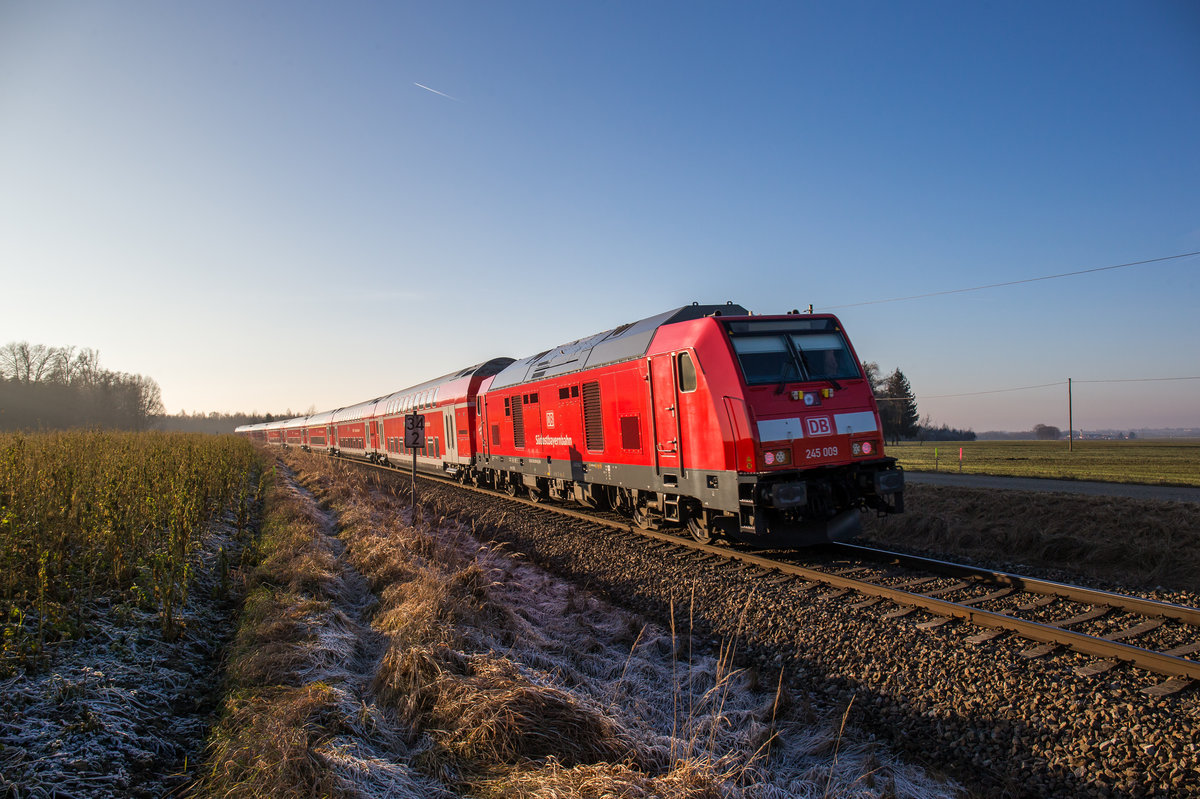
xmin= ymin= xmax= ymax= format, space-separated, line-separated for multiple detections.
xmin=405 ymin=475 xmax=1200 ymax=799
xmin=904 ymin=472 xmax=1200 ymax=504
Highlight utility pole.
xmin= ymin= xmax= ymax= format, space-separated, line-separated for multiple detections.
xmin=1068 ymin=377 xmax=1073 ymax=453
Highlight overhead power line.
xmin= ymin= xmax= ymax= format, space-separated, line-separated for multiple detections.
xmin=919 ymin=382 xmax=1065 ymax=399
xmin=819 ymin=250 xmax=1200 ymax=310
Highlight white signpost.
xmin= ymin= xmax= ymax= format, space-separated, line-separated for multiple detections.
xmin=404 ymin=413 xmax=425 ymax=516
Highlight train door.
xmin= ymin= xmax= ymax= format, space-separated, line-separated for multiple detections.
xmin=444 ymin=408 xmax=457 ymax=461
xmin=648 ymin=354 xmax=681 ymax=474
xmin=370 ymin=420 xmax=380 ymax=451
xmin=479 ymin=397 xmax=490 ymax=458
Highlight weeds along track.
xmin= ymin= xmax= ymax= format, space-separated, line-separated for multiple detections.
xmin=327 ymin=451 xmax=1200 ymax=797
xmin=211 ymin=451 xmax=960 ymax=798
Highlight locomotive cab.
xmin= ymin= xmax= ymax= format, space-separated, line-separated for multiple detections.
xmin=718 ymin=313 xmax=904 ymax=544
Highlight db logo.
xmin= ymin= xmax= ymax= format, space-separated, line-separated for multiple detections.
xmin=805 ymin=416 xmax=833 ymax=437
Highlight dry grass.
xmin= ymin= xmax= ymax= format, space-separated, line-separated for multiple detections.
xmin=202 ymin=683 xmax=351 ymax=799
xmin=197 ymin=471 xmax=374 ymax=798
xmin=287 ymin=452 xmax=958 ymax=798
xmin=475 ymin=758 xmax=727 ymax=799
xmin=862 ymin=483 xmax=1200 ymax=593
xmin=200 ymin=450 xmax=959 ymax=798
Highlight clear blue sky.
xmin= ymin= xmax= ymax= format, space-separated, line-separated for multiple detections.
xmin=3 ymin=1 xmax=1198 ymax=432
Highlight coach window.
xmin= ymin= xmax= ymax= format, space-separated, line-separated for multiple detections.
xmin=677 ymin=352 xmax=697 ymax=393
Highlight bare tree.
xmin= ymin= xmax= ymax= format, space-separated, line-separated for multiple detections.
xmin=0 ymin=342 xmax=60 ymax=384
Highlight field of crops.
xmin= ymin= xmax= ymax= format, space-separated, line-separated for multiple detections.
xmin=0 ymin=431 xmax=265 ymax=673
xmin=887 ymin=439 xmax=1200 ymax=486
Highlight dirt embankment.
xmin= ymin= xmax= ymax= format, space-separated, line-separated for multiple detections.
xmin=862 ymin=484 xmax=1200 ymax=598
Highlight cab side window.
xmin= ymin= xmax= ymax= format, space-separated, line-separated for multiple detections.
xmin=677 ymin=352 xmax=697 ymax=393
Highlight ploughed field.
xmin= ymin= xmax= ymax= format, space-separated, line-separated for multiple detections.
xmin=888 ymin=439 xmax=1200 ymax=486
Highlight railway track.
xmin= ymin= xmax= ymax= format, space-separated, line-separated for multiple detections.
xmin=339 ymin=453 xmax=1200 ymax=695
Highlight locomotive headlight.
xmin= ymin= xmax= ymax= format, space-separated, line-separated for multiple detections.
xmin=803 ymin=393 xmax=817 ymax=406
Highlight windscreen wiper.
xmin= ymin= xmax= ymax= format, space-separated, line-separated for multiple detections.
xmin=789 ymin=339 xmax=843 ymax=391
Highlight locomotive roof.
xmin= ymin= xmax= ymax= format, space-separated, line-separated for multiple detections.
xmin=489 ymin=303 xmax=749 ymax=390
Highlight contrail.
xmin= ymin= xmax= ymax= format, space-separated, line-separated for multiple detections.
xmin=414 ymin=82 xmax=458 ymax=101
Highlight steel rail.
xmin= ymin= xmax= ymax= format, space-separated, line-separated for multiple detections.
xmin=328 ymin=453 xmax=1200 ymax=682
xmin=683 ymin=537 xmax=1200 ymax=682
xmin=834 ymin=543 xmax=1200 ymax=626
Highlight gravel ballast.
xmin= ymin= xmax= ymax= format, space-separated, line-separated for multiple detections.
xmin=395 ymin=472 xmax=1200 ymax=798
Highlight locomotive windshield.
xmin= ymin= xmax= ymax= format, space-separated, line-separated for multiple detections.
xmin=725 ymin=319 xmax=860 ymax=386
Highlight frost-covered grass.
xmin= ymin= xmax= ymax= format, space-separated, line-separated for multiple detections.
xmin=201 ymin=451 xmax=959 ymax=798
xmin=0 ymin=518 xmax=256 ymax=797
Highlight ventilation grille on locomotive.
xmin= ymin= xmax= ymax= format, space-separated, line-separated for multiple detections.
xmin=583 ymin=381 xmax=603 ymax=451
xmin=511 ymin=395 xmax=525 ymax=448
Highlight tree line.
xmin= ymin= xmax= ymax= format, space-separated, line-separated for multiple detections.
xmin=0 ymin=341 xmax=289 ymax=434
xmin=0 ymin=342 xmax=165 ymax=432
xmin=155 ymin=410 xmax=295 ymax=435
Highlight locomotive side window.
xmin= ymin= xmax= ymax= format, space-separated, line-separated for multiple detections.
xmin=677 ymin=352 xmax=697 ymax=392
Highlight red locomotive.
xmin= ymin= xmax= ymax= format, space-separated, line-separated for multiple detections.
xmin=238 ymin=303 xmax=903 ymax=544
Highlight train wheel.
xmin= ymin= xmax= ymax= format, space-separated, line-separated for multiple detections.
xmin=687 ymin=510 xmax=730 ymax=546
xmin=686 ymin=515 xmax=714 ymax=545
xmin=504 ymin=480 xmax=518 ymax=497
xmin=527 ymin=485 xmax=543 ymax=503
